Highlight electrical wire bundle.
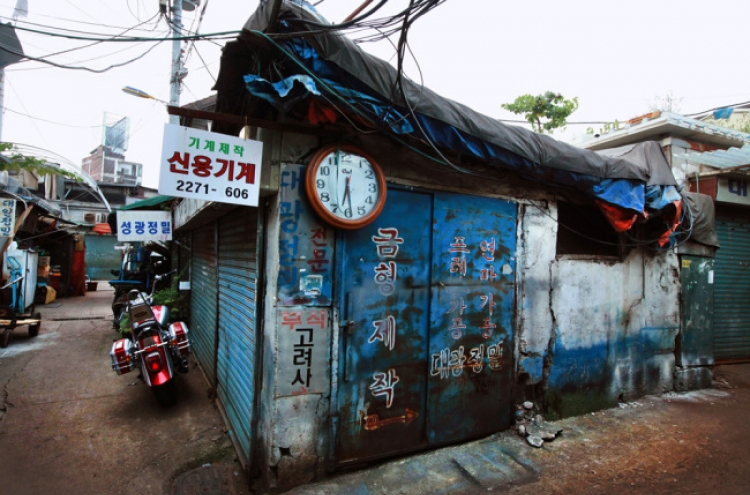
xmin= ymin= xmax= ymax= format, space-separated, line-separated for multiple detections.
xmin=0 ymin=1 xmax=238 ymax=74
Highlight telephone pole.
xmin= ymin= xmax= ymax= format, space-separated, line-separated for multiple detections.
xmin=169 ymin=0 xmax=183 ymax=125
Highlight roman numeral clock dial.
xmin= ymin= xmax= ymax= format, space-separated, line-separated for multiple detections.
xmin=305 ymin=144 xmax=387 ymax=230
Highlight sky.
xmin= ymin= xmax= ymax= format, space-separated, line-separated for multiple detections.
xmin=1 ymin=0 xmax=749 ymax=189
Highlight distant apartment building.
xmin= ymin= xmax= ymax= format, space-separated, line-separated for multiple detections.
xmin=82 ymin=145 xmax=143 ymax=186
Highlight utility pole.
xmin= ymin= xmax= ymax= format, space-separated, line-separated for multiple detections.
xmin=169 ymin=0 xmax=183 ymax=125
xmin=0 ymin=69 xmax=5 ymax=140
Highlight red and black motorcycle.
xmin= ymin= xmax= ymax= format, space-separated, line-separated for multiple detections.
xmin=110 ymin=271 xmax=191 ymax=407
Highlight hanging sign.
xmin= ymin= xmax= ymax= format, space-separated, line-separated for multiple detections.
xmin=0 ymin=199 xmax=16 ymax=237
xmin=116 ymin=210 xmax=172 ymax=242
xmin=158 ymin=123 xmax=263 ymax=206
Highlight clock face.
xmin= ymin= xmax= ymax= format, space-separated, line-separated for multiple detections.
xmin=305 ymin=145 xmax=387 ymax=229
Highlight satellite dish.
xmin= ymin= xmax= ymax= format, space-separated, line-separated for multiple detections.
xmin=182 ymin=0 xmax=200 ymax=11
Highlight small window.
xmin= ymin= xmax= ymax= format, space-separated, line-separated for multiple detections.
xmin=556 ymin=201 xmax=621 ymax=257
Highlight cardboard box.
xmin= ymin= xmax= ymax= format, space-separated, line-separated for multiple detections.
xmin=44 ymin=285 xmax=56 ymax=304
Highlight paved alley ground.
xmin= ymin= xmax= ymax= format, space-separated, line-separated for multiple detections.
xmin=2 ymin=286 xmax=750 ymax=494
xmin=0 ymin=287 xmax=248 ymax=495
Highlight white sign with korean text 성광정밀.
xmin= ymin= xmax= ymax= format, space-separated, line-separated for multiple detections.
xmin=116 ymin=210 xmax=172 ymax=242
xmin=158 ymin=123 xmax=263 ymax=206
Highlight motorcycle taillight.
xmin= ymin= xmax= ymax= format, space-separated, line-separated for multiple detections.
xmin=145 ymin=351 xmax=163 ymax=373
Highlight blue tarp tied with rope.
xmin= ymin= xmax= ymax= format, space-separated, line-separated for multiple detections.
xmin=236 ymin=0 xmax=715 ymax=246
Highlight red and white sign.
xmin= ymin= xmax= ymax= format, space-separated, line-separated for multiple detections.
xmin=158 ymin=124 xmax=263 ymax=206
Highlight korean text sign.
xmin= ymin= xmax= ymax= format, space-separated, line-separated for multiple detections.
xmin=0 ymin=199 xmax=16 ymax=237
xmin=159 ymin=123 xmax=263 ymax=206
xmin=116 ymin=210 xmax=172 ymax=242
xmin=276 ymin=308 xmax=330 ymax=396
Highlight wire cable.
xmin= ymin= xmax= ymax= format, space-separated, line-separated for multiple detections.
xmin=0 ymin=107 xmax=102 ymax=128
xmin=0 ymin=39 xmax=165 ymax=73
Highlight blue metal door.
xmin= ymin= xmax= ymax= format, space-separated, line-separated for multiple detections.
xmin=335 ymin=188 xmax=432 ymax=465
xmin=427 ymin=193 xmax=516 ymax=444
xmin=335 ymin=188 xmax=517 ymax=464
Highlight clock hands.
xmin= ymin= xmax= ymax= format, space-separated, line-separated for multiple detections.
xmin=343 ymin=175 xmax=352 ymax=210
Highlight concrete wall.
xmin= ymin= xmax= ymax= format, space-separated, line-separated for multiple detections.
xmin=517 ymin=204 xmax=680 ymax=419
xmin=261 ymin=132 xmax=331 ymax=492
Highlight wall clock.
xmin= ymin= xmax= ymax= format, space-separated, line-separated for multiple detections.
xmin=305 ymin=144 xmax=387 ymax=230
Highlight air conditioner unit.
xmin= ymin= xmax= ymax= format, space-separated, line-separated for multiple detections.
xmin=84 ymin=212 xmax=108 ymax=224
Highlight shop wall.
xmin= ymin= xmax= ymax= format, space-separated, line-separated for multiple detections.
xmin=84 ymin=234 xmax=120 ymax=280
xmin=516 ymin=205 xmax=680 ymax=419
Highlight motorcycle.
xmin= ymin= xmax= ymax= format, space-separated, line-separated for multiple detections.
xmin=109 ymin=243 xmax=171 ymax=330
xmin=109 ymin=270 xmax=191 ymax=407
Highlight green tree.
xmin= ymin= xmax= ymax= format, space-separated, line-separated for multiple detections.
xmin=502 ymin=91 xmax=579 ymax=134
xmin=0 ymin=142 xmax=79 ymax=180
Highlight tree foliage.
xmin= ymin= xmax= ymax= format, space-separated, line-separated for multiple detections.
xmin=502 ymin=91 xmax=579 ymax=134
xmin=0 ymin=142 xmax=80 ymax=180
xmin=649 ymin=90 xmax=683 ymax=113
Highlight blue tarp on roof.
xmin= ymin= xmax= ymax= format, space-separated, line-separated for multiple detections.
xmin=231 ymin=0 xmax=711 ymax=245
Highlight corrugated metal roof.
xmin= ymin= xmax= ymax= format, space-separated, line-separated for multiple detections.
xmin=687 ymin=144 xmax=750 ymax=169
xmin=580 ymin=111 xmax=750 ymax=151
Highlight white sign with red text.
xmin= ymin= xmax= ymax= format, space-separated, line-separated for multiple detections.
xmin=158 ymin=123 xmax=263 ymax=206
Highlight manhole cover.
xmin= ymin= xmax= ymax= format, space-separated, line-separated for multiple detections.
xmin=174 ymin=465 xmax=234 ymax=495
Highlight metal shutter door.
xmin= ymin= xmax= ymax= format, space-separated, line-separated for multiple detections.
xmin=714 ymin=216 xmax=750 ymax=361
xmin=191 ymin=222 xmax=219 ymax=385
xmin=216 ymin=210 xmax=258 ymax=466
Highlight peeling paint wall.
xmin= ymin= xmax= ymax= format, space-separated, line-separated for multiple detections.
xmin=255 ymin=131 xmax=685 ymax=489
xmin=517 ymin=204 xmax=680 ymax=419
xmin=259 ymin=132 xmax=333 ymax=492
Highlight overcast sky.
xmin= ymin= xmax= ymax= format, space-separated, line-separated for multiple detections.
xmin=1 ymin=0 xmax=749 ymax=189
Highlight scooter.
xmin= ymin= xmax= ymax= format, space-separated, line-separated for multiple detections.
xmin=109 ymin=270 xmax=191 ymax=407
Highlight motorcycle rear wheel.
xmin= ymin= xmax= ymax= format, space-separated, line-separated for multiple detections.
xmin=152 ymin=379 xmax=178 ymax=407
xmin=0 ymin=328 xmax=11 ymax=348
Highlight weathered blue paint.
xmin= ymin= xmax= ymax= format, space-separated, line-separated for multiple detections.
xmin=426 ymin=192 xmax=516 ymax=444
xmin=334 ymin=189 xmax=517 ymax=464
xmin=518 ymin=355 xmax=544 ymax=382
xmin=190 ymin=223 xmax=219 ymax=386
xmin=335 ymin=188 xmax=432 ymax=465
xmin=546 ymin=325 xmax=677 ymax=418
xmin=277 ymin=163 xmax=334 ymax=306
xmin=216 ymin=210 xmax=258 ymax=465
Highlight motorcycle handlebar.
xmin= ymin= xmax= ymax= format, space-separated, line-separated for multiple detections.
xmin=153 ymin=269 xmax=178 ymax=283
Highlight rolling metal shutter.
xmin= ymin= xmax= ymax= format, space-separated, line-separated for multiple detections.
xmin=216 ymin=209 xmax=259 ymax=466
xmin=714 ymin=215 xmax=750 ymax=361
xmin=190 ymin=222 xmax=219 ymax=385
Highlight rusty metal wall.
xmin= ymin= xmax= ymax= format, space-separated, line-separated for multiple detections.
xmin=426 ymin=192 xmax=516 ymax=444
xmin=678 ymin=256 xmax=714 ymax=367
xmin=334 ymin=188 xmax=516 ymax=465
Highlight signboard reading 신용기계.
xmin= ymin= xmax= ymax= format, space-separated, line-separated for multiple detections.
xmin=158 ymin=123 xmax=263 ymax=206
